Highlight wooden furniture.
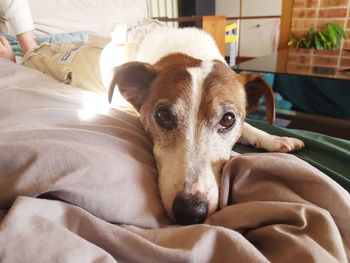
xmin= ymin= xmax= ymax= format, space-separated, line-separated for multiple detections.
xmin=201 ymin=16 xmax=226 ymax=55
xmin=278 ymin=0 xmax=293 ymax=50
xmin=234 ymin=48 xmax=350 ymax=139
xmin=216 ymin=0 xmax=282 ymax=60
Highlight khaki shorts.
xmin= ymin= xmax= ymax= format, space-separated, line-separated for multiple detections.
xmin=22 ymin=35 xmax=110 ymax=94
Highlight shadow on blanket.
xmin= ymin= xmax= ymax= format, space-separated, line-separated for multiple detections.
xmin=0 ymin=59 xmax=349 ymax=262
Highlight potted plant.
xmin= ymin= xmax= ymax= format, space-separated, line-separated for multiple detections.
xmin=288 ymin=23 xmax=346 ymax=50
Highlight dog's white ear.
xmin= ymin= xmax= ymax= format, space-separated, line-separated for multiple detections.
xmin=108 ymin=62 xmax=156 ymax=111
xmin=238 ymin=72 xmax=275 ymax=124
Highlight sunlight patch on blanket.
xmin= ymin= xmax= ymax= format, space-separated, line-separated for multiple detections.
xmin=78 ymin=94 xmax=110 ymax=120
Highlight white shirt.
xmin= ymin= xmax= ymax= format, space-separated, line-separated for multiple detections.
xmin=0 ymin=0 xmax=34 ymax=35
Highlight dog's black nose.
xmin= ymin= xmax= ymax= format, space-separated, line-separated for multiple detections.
xmin=172 ymin=192 xmax=209 ymax=225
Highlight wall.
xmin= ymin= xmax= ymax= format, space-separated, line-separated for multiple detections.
xmin=215 ymin=0 xmax=282 ymax=17
xmin=146 ymin=0 xmax=178 ymax=18
xmin=291 ymin=0 xmax=350 ymax=50
xmin=289 ymin=0 xmax=350 ymax=72
xmin=215 ymin=0 xmax=240 ymax=17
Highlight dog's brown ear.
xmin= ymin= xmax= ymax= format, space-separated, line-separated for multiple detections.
xmin=238 ymin=72 xmax=275 ymax=124
xmin=108 ymin=62 xmax=157 ymax=111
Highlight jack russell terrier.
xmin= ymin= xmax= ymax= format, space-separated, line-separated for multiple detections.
xmin=108 ymin=27 xmax=305 ymax=225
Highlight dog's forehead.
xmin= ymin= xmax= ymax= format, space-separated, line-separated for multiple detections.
xmin=144 ymin=53 xmax=245 ymax=114
xmin=149 ymin=53 xmax=201 ymax=103
xmin=198 ymin=60 xmax=246 ymax=121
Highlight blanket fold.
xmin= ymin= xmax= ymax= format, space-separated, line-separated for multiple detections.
xmin=0 ymin=59 xmax=349 ymax=262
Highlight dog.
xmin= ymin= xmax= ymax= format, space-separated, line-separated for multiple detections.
xmin=108 ymin=27 xmax=305 ymax=225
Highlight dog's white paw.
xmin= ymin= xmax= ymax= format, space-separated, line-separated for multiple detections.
xmin=239 ymin=123 xmax=305 ymax=153
xmin=261 ymin=135 xmax=305 ymax=153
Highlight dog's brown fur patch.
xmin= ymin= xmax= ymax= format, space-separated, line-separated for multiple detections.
xmin=147 ymin=53 xmax=201 ymax=104
xmin=198 ymin=60 xmax=246 ymax=128
xmin=139 ymin=53 xmax=201 ymax=146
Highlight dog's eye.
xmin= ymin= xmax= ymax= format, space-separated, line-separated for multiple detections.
xmin=155 ymin=107 xmax=177 ymax=130
xmin=218 ymin=112 xmax=235 ymax=132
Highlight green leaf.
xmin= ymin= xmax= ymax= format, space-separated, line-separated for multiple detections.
xmin=296 ymin=36 xmax=307 ymax=48
xmin=336 ymin=40 xmax=341 ymax=49
xmin=318 ymin=31 xmax=331 ymax=49
xmin=307 ymin=38 xmax=313 ymax=48
xmin=307 ymin=27 xmax=316 ymax=37
xmin=288 ymin=39 xmax=296 ymax=47
xmin=315 ymin=34 xmax=323 ymax=50
xmin=331 ymin=23 xmax=346 ymax=38
xmin=327 ymin=23 xmax=337 ymax=47
xmin=288 ymin=33 xmax=298 ymax=47
xmin=289 ymin=23 xmax=345 ymax=50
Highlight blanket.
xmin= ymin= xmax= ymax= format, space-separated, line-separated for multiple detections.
xmin=236 ymin=119 xmax=350 ymax=192
xmin=0 ymin=59 xmax=349 ymax=262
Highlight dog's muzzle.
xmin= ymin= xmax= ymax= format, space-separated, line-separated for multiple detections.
xmin=172 ymin=192 xmax=209 ymax=225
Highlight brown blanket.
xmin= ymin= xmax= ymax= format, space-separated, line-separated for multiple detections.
xmin=0 ymin=59 xmax=349 ymax=262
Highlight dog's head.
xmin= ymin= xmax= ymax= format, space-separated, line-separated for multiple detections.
xmin=109 ymin=53 xmax=274 ymax=225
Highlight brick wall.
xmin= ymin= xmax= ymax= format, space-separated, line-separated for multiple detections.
xmin=285 ymin=48 xmax=350 ymax=79
xmin=288 ymin=0 xmax=350 ymax=78
xmin=291 ymin=0 xmax=350 ymax=49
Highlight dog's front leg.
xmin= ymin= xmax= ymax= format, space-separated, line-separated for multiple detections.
xmin=238 ymin=122 xmax=305 ymax=152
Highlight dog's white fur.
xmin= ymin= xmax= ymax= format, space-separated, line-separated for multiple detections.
xmin=109 ymin=27 xmax=305 ymax=224
xmin=136 ymin=27 xmax=226 ymax=64
xmin=137 ymin=30 xmax=231 ymax=216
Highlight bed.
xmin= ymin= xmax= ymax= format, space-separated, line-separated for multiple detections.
xmin=1 ymin=1 xmax=349 ymax=262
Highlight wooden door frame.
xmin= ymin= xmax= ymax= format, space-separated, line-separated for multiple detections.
xmin=278 ymin=0 xmax=294 ymax=50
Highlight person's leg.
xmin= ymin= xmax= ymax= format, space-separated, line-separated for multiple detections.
xmin=0 ymin=31 xmax=37 ymax=62
xmin=0 ymin=35 xmax=15 ymax=62
xmin=17 ymin=31 xmax=37 ymax=54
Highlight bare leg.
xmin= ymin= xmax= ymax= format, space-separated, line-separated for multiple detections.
xmin=17 ymin=31 xmax=37 ymax=55
xmin=238 ymin=122 xmax=305 ymax=152
xmin=0 ymin=31 xmax=37 ymax=63
xmin=0 ymin=36 xmax=15 ymax=62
